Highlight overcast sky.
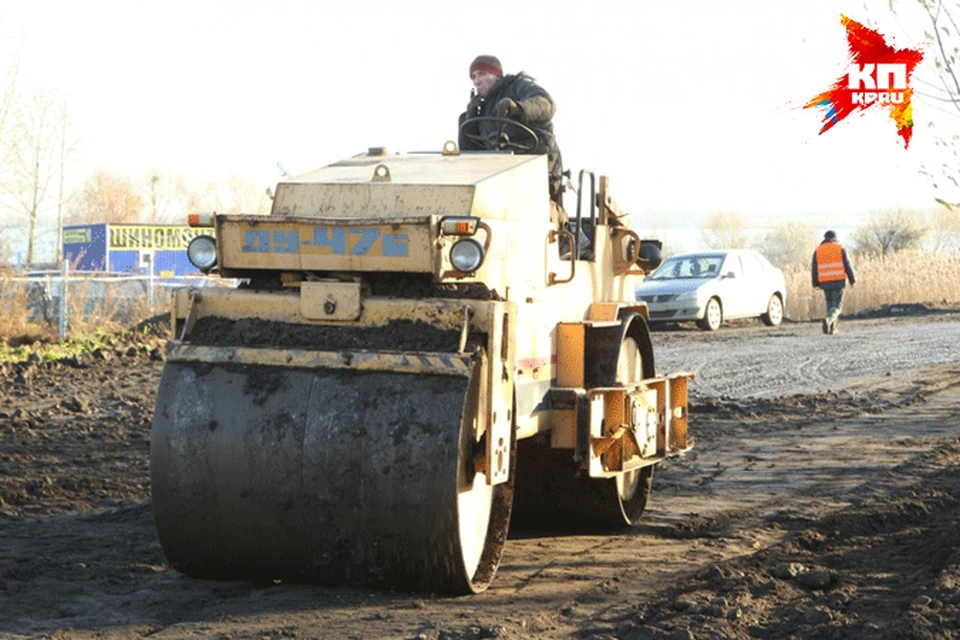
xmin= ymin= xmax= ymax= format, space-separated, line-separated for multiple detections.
xmin=0 ymin=0 xmax=947 ymax=233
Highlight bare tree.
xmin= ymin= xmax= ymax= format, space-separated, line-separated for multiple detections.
xmin=0 ymin=43 xmax=20 ymax=265
xmin=144 ymin=170 xmax=191 ymax=223
xmin=0 ymin=230 xmax=13 ymax=267
xmin=54 ymin=100 xmax=79 ymax=263
xmin=757 ymin=220 xmax=815 ymax=267
xmin=888 ymin=1 xmax=960 ymax=206
xmin=0 ymin=35 xmax=23 ymax=242
xmin=897 ymin=2 xmax=960 ymax=111
xmin=188 ymin=175 xmax=272 ymax=215
xmin=928 ymin=206 xmax=960 ymax=252
xmin=68 ymin=169 xmax=144 ymax=225
xmin=853 ymin=209 xmax=928 ymax=255
xmin=0 ymin=47 xmax=20 ymax=145
xmin=1 ymin=91 xmax=70 ymax=265
xmin=700 ymin=211 xmax=749 ymax=249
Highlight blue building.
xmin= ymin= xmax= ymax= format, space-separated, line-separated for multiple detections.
xmin=62 ymin=223 xmax=211 ymax=277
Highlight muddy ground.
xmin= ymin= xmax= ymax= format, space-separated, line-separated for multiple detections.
xmin=2 ymin=308 xmax=960 ymax=639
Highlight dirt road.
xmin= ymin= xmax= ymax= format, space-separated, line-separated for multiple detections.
xmin=2 ymin=309 xmax=960 ymax=639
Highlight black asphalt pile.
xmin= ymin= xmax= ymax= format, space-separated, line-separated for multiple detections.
xmin=187 ymin=316 xmax=463 ymax=353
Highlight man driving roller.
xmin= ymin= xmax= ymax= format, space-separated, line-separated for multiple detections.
xmin=458 ymin=55 xmax=565 ymax=208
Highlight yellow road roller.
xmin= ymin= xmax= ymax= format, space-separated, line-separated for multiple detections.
xmin=150 ymin=142 xmax=693 ymax=594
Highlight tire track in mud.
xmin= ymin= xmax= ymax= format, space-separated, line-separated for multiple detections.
xmin=644 ymin=362 xmax=960 ymax=547
xmin=652 ymin=313 xmax=960 ymax=399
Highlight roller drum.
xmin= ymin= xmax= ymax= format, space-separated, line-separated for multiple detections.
xmin=150 ymin=360 xmax=511 ymax=594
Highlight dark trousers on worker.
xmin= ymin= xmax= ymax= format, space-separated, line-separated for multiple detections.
xmin=820 ymin=282 xmax=845 ymax=334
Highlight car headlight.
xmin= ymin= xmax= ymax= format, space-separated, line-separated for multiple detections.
xmin=450 ymin=238 xmax=484 ymax=273
xmin=187 ymin=235 xmax=217 ymax=271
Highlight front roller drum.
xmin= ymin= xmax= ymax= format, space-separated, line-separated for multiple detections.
xmin=150 ymin=358 xmax=513 ymax=594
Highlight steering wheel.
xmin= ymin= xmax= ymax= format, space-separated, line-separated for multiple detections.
xmin=459 ymin=116 xmax=540 ymax=153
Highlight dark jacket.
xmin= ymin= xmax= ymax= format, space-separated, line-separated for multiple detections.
xmin=811 ymin=240 xmax=856 ymax=288
xmin=458 ymin=73 xmax=563 ymax=201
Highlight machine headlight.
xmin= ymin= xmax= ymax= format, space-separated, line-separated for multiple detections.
xmin=187 ymin=235 xmax=218 ymax=271
xmin=450 ymin=238 xmax=485 ymax=273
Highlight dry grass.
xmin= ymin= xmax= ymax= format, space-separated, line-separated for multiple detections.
xmin=65 ymin=280 xmax=162 ymax=336
xmin=0 ymin=276 xmax=48 ymax=344
xmin=784 ymin=250 xmax=960 ymax=321
xmin=0 ymin=275 xmax=172 ymax=352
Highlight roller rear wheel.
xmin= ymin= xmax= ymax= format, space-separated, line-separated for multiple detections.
xmin=150 ymin=351 xmax=513 ymax=594
xmin=513 ymin=314 xmax=656 ymax=528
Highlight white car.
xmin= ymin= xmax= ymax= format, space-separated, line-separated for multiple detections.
xmin=635 ymin=249 xmax=786 ymax=330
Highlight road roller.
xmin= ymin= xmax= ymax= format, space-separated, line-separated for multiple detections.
xmin=150 ymin=141 xmax=693 ymax=594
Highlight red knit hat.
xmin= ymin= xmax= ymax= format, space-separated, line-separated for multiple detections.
xmin=469 ymin=55 xmax=503 ymax=78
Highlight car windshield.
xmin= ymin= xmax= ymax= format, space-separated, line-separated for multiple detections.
xmin=649 ymin=255 xmax=725 ymax=280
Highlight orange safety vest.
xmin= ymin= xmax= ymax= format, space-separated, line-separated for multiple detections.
xmin=815 ymin=242 xmax=846 ymax=284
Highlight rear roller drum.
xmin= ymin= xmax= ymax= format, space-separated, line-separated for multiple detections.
xmin=513 ymin=313 xmax=656 ymax=528
xmin=150 ymin=351 xmax=513 ymax=594
xmin=513 ymin=440 xmax=654 ymax=529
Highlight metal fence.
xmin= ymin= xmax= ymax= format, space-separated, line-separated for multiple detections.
xmin=3 ymin=261 xmax=230 ymax=338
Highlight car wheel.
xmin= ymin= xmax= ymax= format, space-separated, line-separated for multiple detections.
xmin=697 ymin=297 xmax=722 ymax=331
xmin=761 ymin=294 xmax=783 ymax=327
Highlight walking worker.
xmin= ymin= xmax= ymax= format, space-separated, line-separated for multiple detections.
xmin=458 ymin=55 xmax=564 ymax=208
xmin=811 ymin=230 xmax=856 ymax=335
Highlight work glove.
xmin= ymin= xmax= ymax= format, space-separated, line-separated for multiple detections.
xmin=466 ymin=92 xmax=484 ymax=116
xmin=495 ymin=98 xmax=523 ymax=120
